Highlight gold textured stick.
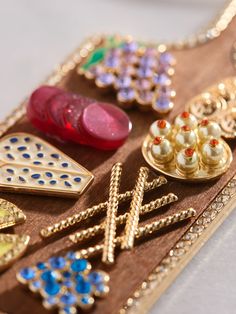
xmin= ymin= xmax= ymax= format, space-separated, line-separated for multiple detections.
xmin=76 ymin=208 xmax=196 ymax=259
xmin=121 ymin=167 xmax=149 ymax=250
xmin=40 ymin=176 xmax=167 ymax=238
xmin=102 ymin=163 xmax=122 ymax=264
xmin=69 ymin=193 xmax=178 ymax=244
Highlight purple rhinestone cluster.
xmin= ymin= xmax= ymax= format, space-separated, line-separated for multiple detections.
xmin=83 ymin=40 xmax=176 ymax=114
xmin=16 ymin=252 xmax=109 ymax=314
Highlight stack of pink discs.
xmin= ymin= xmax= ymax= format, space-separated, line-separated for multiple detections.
xmin=27 ymin=86 xmax=132 ymax=150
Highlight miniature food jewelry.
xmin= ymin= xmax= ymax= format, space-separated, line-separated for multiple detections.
xmin=27 ymin=86 xmax=132 ymax=150
xmin=0 ymin=133 xmax=93 ymax=197
xmin=142 ymin=112 xmax=233 ymax=181
xmin=77 ymin=35 xmax=176 ymax=114
xmin=17 ymin=253 xmax=109 ymax=314
xmin=185 ymin=77 xmax=236 ymax=139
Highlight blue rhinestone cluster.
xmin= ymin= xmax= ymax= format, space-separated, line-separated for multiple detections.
xmin=17 ymin=253 xmax=109 ymax=313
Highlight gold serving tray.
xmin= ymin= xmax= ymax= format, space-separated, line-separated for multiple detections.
xmin=142 ymin=134 xmax=233 ymax=182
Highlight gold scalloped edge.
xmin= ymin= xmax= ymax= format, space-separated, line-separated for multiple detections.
xmin=0 ymin=199 xmax=26 ymax=230
xmin=119 ymin=175 xmax=236 ymax=313
xmin=0 ymin=234 xmax=30 ymax=271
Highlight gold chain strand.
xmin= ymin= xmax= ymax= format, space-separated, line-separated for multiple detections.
xmin=69 ymin=193 xmax=178 ymax=244
xmin=40 ymin=176 xmax=167 ymax=238
xmin=102 ymin=163 xmax=123 ymax=264
xmin=121 ymin=167 xmax=149 ymax=250
xmin=76 ymin=208 xmax=196 ymax=259
xmin=166 ymin=0 xmax=236 ymax=50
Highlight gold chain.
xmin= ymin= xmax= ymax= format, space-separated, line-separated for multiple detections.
xmin=164 ymin=0 xmax=236 ymax=50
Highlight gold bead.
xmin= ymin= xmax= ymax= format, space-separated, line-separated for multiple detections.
xmin=149 ymin=119 xmax=172 ymax=139
xmin=174 ymin=112 xmax=198 ymax=130
xmin=176 ymin=148 xmax=199 ymax=174
xmin=151 ymin=137 xmax=174 ymax=163
xmin=198 ymin=119 xmax=221 ymax=142
xmin=201 ymin=138 xmax=224 ymax=166
xmin=175 ymin=125 xmax=197 ymax=150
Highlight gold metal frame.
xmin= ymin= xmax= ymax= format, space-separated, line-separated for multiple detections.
xmin=1 ymin=34 xmax=236 ymax=313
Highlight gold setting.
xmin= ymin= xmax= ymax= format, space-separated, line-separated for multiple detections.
xmin=142 ymin=114 xmax=233 ymax=182
xmin=185 ymin=77 xmax=236 ymax=139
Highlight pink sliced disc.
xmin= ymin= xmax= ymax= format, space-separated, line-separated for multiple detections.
xmin=27 ymin=85 xmax=62 ymax=134
xmin=63 ymin=95 xmax=93 ymax=143
xmin=80 ymin=102 xmax=132 ymax=150
xmin=27 ymin=86 xmax=61 ymax=122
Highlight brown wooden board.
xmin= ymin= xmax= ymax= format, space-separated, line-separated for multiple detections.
xmin=1 ymin=18 xmax=236 ymax=314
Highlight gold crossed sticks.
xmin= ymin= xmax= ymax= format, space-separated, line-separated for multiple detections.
xmin=40 ymin=163 xmax=196 ymax=264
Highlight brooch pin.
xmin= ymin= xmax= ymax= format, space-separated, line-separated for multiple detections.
xmin=17 ymin=253 xmax=109 ymax=314
xmin=27 ymin=86 xmax=132 ymax=150
xmin=0 ymin=199 xmax=29 ymax=271
xmin=185 ymin=76 xmax=236 ymax=139
xmin=0 ymin=133 xmax=93 ymax=197
xmin=78 ymin=35 xmax=176 ymax=114
xmin=142 ymin=112 xmax=232 ymax=181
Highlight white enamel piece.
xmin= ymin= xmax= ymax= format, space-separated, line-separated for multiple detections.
xmin=0 ymin=133 xmax=94 ymax=198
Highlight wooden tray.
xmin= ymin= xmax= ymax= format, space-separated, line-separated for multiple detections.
xmin=1 ymin=19 xmax=236 ymax=314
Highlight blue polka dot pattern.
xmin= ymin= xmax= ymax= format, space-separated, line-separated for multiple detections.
xmin=0 ymin=133 xmax=93 ymax=197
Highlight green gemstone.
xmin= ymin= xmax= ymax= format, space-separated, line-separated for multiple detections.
xmin=81 ymin=47 xmax=107 ymax=71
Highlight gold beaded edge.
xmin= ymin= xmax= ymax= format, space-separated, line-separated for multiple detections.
xmin=120 ymin=175 xmax=236 ymax=314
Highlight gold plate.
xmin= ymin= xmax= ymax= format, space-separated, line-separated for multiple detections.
xmin=0 ymin=234 xmax=30 ymax=271
xmin=185 ymin=76 xmax=236 ymax=139
xmin=0 ymin=132 xmax=94 ymax=198
xmin=142 ymin=134 xmax=232 ymax=182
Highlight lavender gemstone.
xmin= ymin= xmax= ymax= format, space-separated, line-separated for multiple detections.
xmin=118 ymin=88 xmax=135 ymax=101
xmin=107 ymin=48 xmax=121 ymax=57
xmin=88 ymin=65 xmax=103 ymax=77
xmin=144 ymin=47 xmax=157 ymax=57
xmin=119 ymin=65 xmax=135 ymax=76
xmin=123 ymin=53 xmax=138 ymax=64
xmin=155 ymin=96 xmax=171 ymax=111
xmin=159 ymin=52 xmax=174 ymax=66
xmin=140 ymin=56 xmax=157 ymax=68
xmin=97 ymin=73 xmax=115 ymax=85
xmin=137 ymin=67 xmax=153 ymax=79
xmin=138 ymin=91 xmax=153 ymax=104
xmin=153 ymin=73 xmax=170 ymax=86
xmin=122 ymin=41 xmax=138 ymax=53
xmin=116 ymin=76 xmax=132 ymax=89
xmin=158 ymin=86 xmax=172 ymax=98
xmin=104 ymin=56 xmax=120 ymax=68
xmin=135 ymin=79 xmax=151 ymax=91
